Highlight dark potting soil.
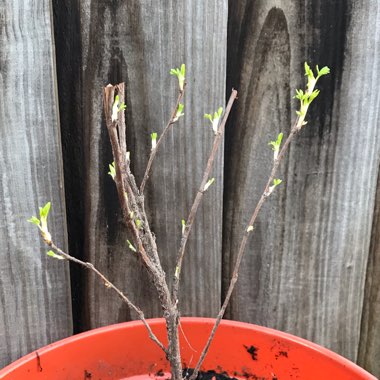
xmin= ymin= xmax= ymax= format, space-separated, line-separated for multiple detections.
xmin=180 ymin=368 xmax=276 ymax=380
xmin=120 ymin=367 xmax=277 ymax=380
xmin=182 ymin=369 xmax=239 ymax=380
xmin=151 ymin=369 xmax=239 ymax=380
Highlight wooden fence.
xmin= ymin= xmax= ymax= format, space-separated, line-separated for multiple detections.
xmin=1 ymin=0 xmax=379 ymax=377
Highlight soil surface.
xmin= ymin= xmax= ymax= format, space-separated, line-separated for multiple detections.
xmin=182 ymin=369 xmax=239 ymax=380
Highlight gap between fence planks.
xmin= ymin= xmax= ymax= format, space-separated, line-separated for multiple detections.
xmin=53 ymin=1 xmax=228 ymax=330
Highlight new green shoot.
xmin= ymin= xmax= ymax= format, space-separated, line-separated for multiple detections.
xmin=108 ymin=162 xmax=116 ymax=180
xmin=294 ymin=62 xmax=330 ymax=127
xmin=203 ymin=178 xmax=215 ymax=192
xmin=151 ymin=132 xmax=158 ymax=150
xmin=268 ymin=132 xmax=283 ymax=161
xmin=112 ymin=95 xmax=126 ymax=122
xmin=170 ymin=64 xmax=186 ymax=91
xmin=173 ymin=103 xmax=184 ymax=122
xmin=135 ymin=219 xmax=142 ymax=229
xmin=267 ymin=179 xmax=283 ymax=196
xmin=28 ymin=202 xmax=52 ymax=245
xmin=204 ymin=107 xmax=223 ymax=134
xmin=47 ymin=250 xmax=65 ymax=260
xmin=127 ymin=240 xmax=137 ymax=253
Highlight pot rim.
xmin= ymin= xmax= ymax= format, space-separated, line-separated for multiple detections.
xmin=0 ymin=317 xmax=375 ymax=379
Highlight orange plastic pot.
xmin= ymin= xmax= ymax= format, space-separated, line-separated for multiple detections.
xmin=0 ymin=318 xmax=375 ymax=379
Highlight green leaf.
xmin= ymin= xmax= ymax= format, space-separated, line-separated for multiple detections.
xmin=111 ymin=96 xmax=126 ymax=121
xmin=127 ymin=240 xmax=137 ymax=253
xmin=47 ymin=250 xmax=65 ymax=260
xmin=151 ymin=132 xmax=158 ymax=149
xmin=28 ymin=216 xmax=40 ymax=226
xmin=308 ymin=89 xmax=320 ymax=103
xmin=177 ymin=103 xmax=184 ymax=114
xmin=203 ymin=177 xmax=215 ymax=192
xmin=204 ymin=113 xmax=212 ymax=122
xmin=170 ymin=64 xmax=186 ymax=91
xmin=35 ymin=203 xmax=52 ymax=243
xmin=112 ymin=95 xmax=120 ymax=122
xmin=39 ymin=202 xmax=51 ymax=221
xmin=108 ymin=162 xmax=116 ymax=179
xmin=267 ymin=178 xmax=283 ymax=196
xmin=181 ymin=219 xmax=186 ymax=234
xmin=317 ymin=65 xmax=330 ymax=77
xmin=205 ymin=107 xmax=223 ymax=134
xmin=135 ymin=219 xmax=142 ymax=229
xmin=304 ymin=62 xmax=314 ymax=79
xmin=276 ymin=132 xmax=283 ymax=146
xmin=268 ymin=132 xmax=283 ymax=152
xmin=294 ymin=89 xmax=304 ymax=100
xmin=174 ymin=103 xmax=185 ymax=121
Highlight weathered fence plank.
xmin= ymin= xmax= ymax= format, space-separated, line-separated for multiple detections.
xmin=354 ymin=7 xmax=380 ymax=379
xmin=0 ymin=0 xmax=72 ymax=368
xmin=2 ymin=0 xmax=377 ymax=375
xmin=224 ymin=0 xmax=380 ymax=366
xmin=53 ymin=0 xmax=227 ymax=330
xmin=358 ymin=171 xmax=380 ymax=377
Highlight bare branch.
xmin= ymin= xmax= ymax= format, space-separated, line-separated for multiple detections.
xmin=189 ymin=120 xmax=300 ymax=380
xmin=171 ymin=89 xmax=238 ymax=303
xmin=140 ymin=85 xmax=186 ymax=193
xmin=103 ymin=84 xmax=160 ymax=272
xmin=103 ymin=83 xmax=183 ymax=380
xmin=48 ymin=242 xmax=168 ymax=355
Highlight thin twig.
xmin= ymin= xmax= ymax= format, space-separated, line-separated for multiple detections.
xmin=189 ymin=120 xmax=301 ymax=380
xmin=179 ymin=320 xmax=197 ymax=353
xmin=172 ymin=89 xmax=238 ymax=303
xmin=48 ymin=242 xmax=168 ymax=355
xmin=140 ymin=85 xmax=186 ymax=193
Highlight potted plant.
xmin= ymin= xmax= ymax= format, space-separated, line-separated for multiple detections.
xmin=0 ymin=63 xmax=375 ymax=380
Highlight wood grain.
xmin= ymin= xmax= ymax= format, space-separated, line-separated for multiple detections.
xmin=2 ymin=0 xmax=377 ymax=375
xmin=358 ymin=170 xmax=380 ymax=377
xmin=225 ymin=0 xmax=380 ymax=365
xmin=355 ymin=3 xmax=380 ymax=375
xmin=53 ymin=0 xmax=227 ymax=330
xmin=0 ymin=0 xmax=72 ymax=367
